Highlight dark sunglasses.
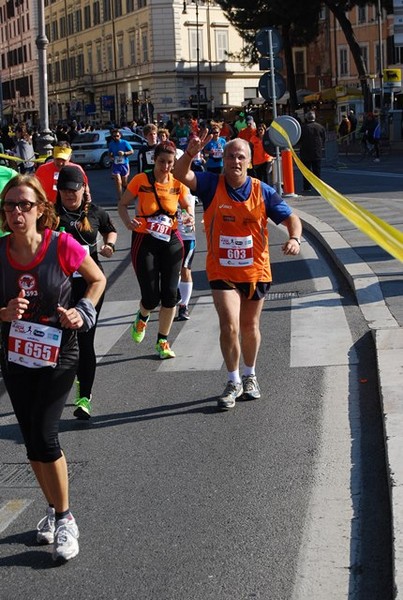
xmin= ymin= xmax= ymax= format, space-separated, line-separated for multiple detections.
xmin=2 ymin=201 xmax=37 ymax=213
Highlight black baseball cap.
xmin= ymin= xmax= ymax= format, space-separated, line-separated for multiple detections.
xmin=57 ymin=166 xmax=85 ymax=191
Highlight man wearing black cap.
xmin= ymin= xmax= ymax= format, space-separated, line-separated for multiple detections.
xmin=298 ymin=111 xmax=326 ymax=193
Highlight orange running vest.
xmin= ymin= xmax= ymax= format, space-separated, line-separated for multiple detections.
xmin=203 ymin=176 xmax=272 ymax=283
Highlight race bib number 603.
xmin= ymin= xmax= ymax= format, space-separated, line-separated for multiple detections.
xmin=219 ymin=235 xmax=254 ymax=267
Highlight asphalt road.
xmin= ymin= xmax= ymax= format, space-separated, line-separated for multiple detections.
xmin=0 ymin=165 xmax=393 ymax=599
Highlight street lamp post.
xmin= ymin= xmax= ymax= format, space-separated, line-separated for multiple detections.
xmin=377 ymin=0 xmax=384 ymax=111
xmin=36 ymin=0 xmax=54 ymax=154
xmin=195 ymin=0 xmax=201 ymax=120
xmin=183 ymin=0 xmax=201 ymax=120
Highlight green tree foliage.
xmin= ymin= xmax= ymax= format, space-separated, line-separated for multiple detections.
xmin=216 ymin=0 xmax=392 ymax=111
xmin=216 ymin=0 xmax=322 ymax=110
xmin=323 ymin=1 xmax=391 ymax=109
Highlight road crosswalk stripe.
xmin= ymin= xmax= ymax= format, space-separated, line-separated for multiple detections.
xmin=95 ymin=300 xmax=138 ymax=362
xmin=94 ymin=297 xmax=222 ymax=371
xmin=158 ymin=296 xmax=222 ymax=372
xmin=0 ymin=499 xmax=33 ymax=534
xmin=290 ymin=291 xmax=358 ymax=368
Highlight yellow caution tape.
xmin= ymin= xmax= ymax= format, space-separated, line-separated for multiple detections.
xmin=0 ymin=153 xmax=47 ymax=165
xmin=271 ymin=120 xmax=403 ymax=263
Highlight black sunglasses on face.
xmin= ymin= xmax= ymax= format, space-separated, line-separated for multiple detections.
xmin=2 ymin=201 xmax=37 ymax=213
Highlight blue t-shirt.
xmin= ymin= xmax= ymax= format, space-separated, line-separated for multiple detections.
xmin=108 ymin=139 xmax=132 ymax=165
xmin=195 ymin=172 xmax=292 ymax=225
xmin=204 ymin=137 xmax=227 ymax=169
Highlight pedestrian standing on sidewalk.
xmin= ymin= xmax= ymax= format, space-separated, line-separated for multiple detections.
xmin=173 ymin=134 xmax=302 ymax=410
xmin=13 ymin=125 xmax=35 ymax=174
xmin=55 ymin=165 xmax=117 ymax=419
xmin=0 ymin=175 xmax=105 ymax=563
xmin=298 ymin=111 xmax=326 ymax=193
xmin=118 ymin=141 xmax=194 ymax=359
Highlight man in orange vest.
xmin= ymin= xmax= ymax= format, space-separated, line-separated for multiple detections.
xmin=174 ymin=133 xmax=302 ymax=410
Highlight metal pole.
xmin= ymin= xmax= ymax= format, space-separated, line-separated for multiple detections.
xmin=268 ymin=29 xmax=282 ymax=195
xmin=0 ymin=72 xmax=3 ymax=127
xmin=196 ymin=0 xmax=200 ymax=120
xmin=36 ymin=0 xmax=49 ymax=132
xmin=36 ymin=0 xmax=53 ymax=154
xmin=377 ymin=0 xmax=384 ymax=111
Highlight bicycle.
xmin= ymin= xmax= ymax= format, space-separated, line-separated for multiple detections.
xmin=338 ymin=133 xmax=388 ymax=164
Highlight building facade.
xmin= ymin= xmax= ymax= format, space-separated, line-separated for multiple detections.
xmin=0 ymin=0 xmax=266 ymax=127
xmin=0 ymin=0 xmax=38 ymax=124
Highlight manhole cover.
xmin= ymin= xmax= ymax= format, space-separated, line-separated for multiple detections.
xmin=0 ymin=462 xmax=87 ymax=487
xmin=266 ymin=291 xmax=299 ymax=301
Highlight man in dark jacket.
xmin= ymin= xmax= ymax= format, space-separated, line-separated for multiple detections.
xmin=299 ymin=111 xmax=326 ymax=193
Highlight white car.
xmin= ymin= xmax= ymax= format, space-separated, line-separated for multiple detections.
xmin=71 ymin=129 xmax=146 ymax=169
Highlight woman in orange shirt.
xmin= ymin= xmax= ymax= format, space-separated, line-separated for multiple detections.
xmin=249 ymin=123 xmax=273 ymax=184
xmin=118 ymin=141 xmax=194 ymax=359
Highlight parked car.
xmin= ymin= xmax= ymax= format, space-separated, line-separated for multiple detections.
xmin=71 ymin=129 xmax=146 ymax=169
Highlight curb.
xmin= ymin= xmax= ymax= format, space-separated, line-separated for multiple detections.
xmin=294 ymin=207 xmax=403 ymax=599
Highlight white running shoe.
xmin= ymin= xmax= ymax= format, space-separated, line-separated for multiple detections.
xmin=36 ymin=507 xmax=56 ymax=545
xmin=242 ymin=374 xmax=261 ymax=400
xmin=52 ymin=517 xmax=80 ymax=563
xmin=217 ymin=381 xmax=243 ymax=410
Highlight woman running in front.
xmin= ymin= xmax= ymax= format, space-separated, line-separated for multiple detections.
xmin=0 ymin=175 xmax=105 ymax=563
xmin=118 ymin=141 xmax=194 ymax=359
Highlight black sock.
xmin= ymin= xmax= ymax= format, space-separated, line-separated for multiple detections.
xmin=157 ymin=333 xmax=167 ymax=344
xmin=139 ymin=312 xmax=149 ymax=322
xmin=55 ymin=509 xmax=71 ymax=521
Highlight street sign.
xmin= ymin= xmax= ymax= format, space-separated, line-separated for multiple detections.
xmin=258 ymin=72 xmax=286 ymax=101
xmin=383 ymin=68 xmax=402 ymax=90
xmin=258 ymin=56 xmax=283 ymax=71
xmin=268 ymin=115 xmax=301 ymax=148
xmin=255 ymin=28 xmax=283 ymax=56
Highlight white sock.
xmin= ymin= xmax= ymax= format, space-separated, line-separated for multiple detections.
xmin=179 ymin=281 xmax=193 ymax=307
xmin=228 ymin=370 xmax=241 ymax=384
xmin=243 ymin=366 xmax=255 ymax=377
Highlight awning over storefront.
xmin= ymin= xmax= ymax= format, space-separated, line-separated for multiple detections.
xmin=304 ymin=86 xmax=362 ymax=103
xmin=303 ymin=92 xmax=321 ymax=102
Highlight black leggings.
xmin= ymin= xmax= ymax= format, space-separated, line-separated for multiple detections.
xmin=131 ymin=231 xmax=183 ymax=310
xmin=1 ymin=341 xmax=78 ymax=462
xmin=76 ymin=294 xmax=104 ymax=398
xmin=71 ymin=278 xmax=105 ymax=398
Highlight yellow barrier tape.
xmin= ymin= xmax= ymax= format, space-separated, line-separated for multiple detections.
xmin=271 ymin=120 xmax=403 ymax=263
xmin=0 ymin=153 xmax=46 ymax=165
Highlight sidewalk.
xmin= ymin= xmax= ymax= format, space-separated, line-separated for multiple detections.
xmin=286 ymin=154 xmax=403 ymax=598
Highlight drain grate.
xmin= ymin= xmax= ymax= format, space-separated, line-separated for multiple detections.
xmin=0 ymin=462 xmax=87 ymax=488
xmin=266 ymin=291 xmax=299 ymax=301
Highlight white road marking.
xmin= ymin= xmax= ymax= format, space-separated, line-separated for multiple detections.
xmin=158 ymin=296 xmax=222 ymax=372
xmin=94 ymin=297 xmax=222 ymax=371
xmin=292 ymin=365 xmax=361 ymax=599
xmin=95 ymin=300 xmax=138 ymax=362
xmin=291 ymin=239 xmax=358 ymax=368
xmin=0 ymin=499 xmax=33 ymax=534
xmin=290 ymin=291 xmax=358 ymax=367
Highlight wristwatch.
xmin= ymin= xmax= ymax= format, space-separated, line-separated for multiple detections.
xmin=290 ymin=237 xmax=301 ymax=245
xmin=105 ymin=242 xmax=116 ymax=252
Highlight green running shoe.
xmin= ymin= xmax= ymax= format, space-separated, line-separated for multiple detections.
xmin=74 ymin=396 xmax=92 ymax=420
xmin=131 ymin=311 xmax=149 ymax=343
xmin=155 ymin=339 xmax=176 ymax=359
